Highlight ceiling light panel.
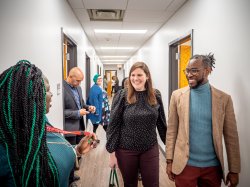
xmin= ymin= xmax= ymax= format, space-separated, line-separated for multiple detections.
xmin=94 ymin=29 xmax=147 ymax=34
xmin=102 ymin=59 xmax=126 ymax=62
xmin=101 ymin=47 xmax=134 ymax=50
xmin=101 ymin=56 xmax=128 ymax=58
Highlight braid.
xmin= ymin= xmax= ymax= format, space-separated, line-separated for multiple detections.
xmin=0 ymin=60 xmax=59 ymax=187
xmin=191 ymin=53 xmax=216 ymax=70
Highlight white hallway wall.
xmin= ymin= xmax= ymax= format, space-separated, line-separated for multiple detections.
xmin=127 ymin=0 xmax=250 ymax=186
xmin=0 ymin=0 xmax=101 ymax=129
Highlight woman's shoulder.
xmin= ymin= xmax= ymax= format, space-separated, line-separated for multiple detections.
xmin=154 ymin=88 xmax=161 ymax=96
xmin=91 ymin=84 xmax=102 ymax=91
xmin=113 ymin=89 xmax=126 ymax=102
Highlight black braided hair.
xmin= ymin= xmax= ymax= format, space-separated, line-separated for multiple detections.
xmin=190 ymin=53 xmax=216 ymax=70
xmin=0 ymin=60 xmax=59 ymax=187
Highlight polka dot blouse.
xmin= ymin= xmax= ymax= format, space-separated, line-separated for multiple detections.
xmin=106 ymin=89 xmax=167 ymax=153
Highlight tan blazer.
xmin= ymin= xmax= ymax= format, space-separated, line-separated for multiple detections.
xmin=166 ymin=85 xmax=240 ymax=180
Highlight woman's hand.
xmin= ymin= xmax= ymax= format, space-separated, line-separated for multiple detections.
xmin=76 ymin=133 xmax=98 ymax=155
xmin=109 ymin=152 xmax=118 ymax=169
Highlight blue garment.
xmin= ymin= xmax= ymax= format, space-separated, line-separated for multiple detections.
xmin=87 ymin=84 xmax=103 ymax=124
xmin=47 ymin=132 xmax=75 ymax=187
xmin=188 ymin=82 xmax=220 ymax=167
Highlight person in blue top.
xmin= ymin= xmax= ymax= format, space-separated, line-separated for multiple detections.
xmin=0 ymin=61 xmax=97 ymax=187
xmin=87 ymin=74 xmax=108 ymax=133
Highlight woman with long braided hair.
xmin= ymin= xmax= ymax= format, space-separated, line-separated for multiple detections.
xmin=0 ymin=60 xmax=97 ymax=187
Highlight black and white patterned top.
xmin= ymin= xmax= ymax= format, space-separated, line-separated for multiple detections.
xmin=106 ymin=89 xmax=167 ymax=153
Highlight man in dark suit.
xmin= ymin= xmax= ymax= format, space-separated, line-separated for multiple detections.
xmin=64 ymin=67 xmax=95 ymax=145
xmin=64 ymin=67 xmax=96 ymax=184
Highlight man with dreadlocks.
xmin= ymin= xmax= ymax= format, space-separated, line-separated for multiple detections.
xmin=0 ymin=61 xmax=97 ymax=187
xmin=166 ymin=54 xmax=240 ymax=187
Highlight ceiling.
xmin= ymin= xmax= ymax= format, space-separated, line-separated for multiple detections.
xmin=67 ymin=0 xmax=187 ymax=64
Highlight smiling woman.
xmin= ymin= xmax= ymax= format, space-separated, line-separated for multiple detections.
xmin=106 ymin=61 xmax=167 ymax=186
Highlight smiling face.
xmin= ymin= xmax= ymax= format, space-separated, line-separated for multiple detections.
xmin=130 ymin=67 xmax=148 ymax=91
xmin=185 ymin=58 xmax=209 ymax=89
xmin=96 ymin=76 xmax=102 ymax=86
xmin=43 ymin=77 xmax=53 ymax=114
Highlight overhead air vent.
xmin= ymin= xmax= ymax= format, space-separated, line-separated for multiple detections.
xmin=87 ymin=9 xmax=125 ymax=21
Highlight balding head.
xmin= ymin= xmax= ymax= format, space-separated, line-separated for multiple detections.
xmin=66 ymin=67 xmax=84 ymax=87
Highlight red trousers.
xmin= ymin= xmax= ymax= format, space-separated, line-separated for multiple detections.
xmin=175 ymin=165 xmax=222 ymax=187
xmin=115 ymin=144 xmax=159 ymax=187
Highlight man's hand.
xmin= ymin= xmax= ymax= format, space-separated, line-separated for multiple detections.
xmin=226 ymin=172 xmax=239 ymax=187
xmin=88 ymin=106 xmax=96 ymax=113
xmin=166 ymin=162 xmax=175 ymax=182
xmin=79 ymin=108 xmax=89 ymax=116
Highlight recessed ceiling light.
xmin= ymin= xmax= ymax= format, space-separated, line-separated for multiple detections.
xmin=101 ymin=56 xmax=128 ymax=58
xmin=103 ymin=62 xmax=125 ymax=65
xmin=95 ymin=29 xmax=147 ymax=34
xmin=101 ymin=47 xmax=134 ymax=50
xmin=102 ymin=60 xmax=126 ymax=62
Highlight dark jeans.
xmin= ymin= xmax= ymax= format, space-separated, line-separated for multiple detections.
xmin=115 ymin=144 xmax=159 ymax=187
xmin=175 ymin=165 xmax=222 ymax=187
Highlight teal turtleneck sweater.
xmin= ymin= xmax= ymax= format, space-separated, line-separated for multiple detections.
xmin=187 ymin=82 xmax=220 ymax=167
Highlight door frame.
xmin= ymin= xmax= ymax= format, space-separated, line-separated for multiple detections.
xmin=61 ymin=28 xmax=78 ymax=130
xmin=168 ymin=29 xmax=193 ymax=103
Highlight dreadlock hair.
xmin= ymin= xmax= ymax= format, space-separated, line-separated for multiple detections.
xmin=190 ymin=53 xmax=216 ymax=71
xmin=127 ymin=62 xmax=157 ymax=106
xmin=0 ymin=60 xmax=59 ymax=187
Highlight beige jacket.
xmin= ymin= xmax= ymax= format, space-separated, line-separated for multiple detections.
xmin=166 ymin=85 xmax=240 ymax=180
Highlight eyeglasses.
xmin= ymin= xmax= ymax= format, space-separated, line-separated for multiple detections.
xmin=183 ymin=68 xmax=203 ymax=76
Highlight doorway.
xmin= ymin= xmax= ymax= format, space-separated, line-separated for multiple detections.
xmin=85 ymin=53 xmax=91 ymax=99
xmin=168 ymin=30 xmax=193 ymax=102
xmin=105 ymin=70 xmax=117 ymax=97
xmin=61 ymin=30 xmax=78 ymax=131
xmin=62 ymin=34 xmax=77 ymax=80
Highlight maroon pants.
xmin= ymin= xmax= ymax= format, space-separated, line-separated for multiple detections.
xmin=175 ymin=165 xmax=222 ymax=187
xmin=115 ymin=144 xmax=159 ymax=187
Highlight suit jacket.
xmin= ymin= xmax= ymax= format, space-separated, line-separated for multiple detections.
xmin=166 ymin=85 xmax=240 ymax=180
xmin=63 ymin=81 xmax=88 ymax=136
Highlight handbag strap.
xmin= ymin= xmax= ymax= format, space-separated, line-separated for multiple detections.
xmin=109 ymin=168 xmax=114 ymax=185
xmin=113 ymin=168 xmax=119 ymax=187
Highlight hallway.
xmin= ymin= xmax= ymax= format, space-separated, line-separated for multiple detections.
xmin=74 ymin=124 xmax=175 ymax=187
xmin=0 ymin=0 xmax=249 ymax=186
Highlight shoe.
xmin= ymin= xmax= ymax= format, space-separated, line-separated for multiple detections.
xmin=138 ymin=172 xmax=142 ymax=181
xmin=73 ymin=175 xmax=80 ymax=181
xmin=70 ymin=182 xmax=78 ymax=187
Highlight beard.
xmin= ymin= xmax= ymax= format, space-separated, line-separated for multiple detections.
xmin=191 ymin=77 xmax=204 ymax=89
xmin=190 ymin=72 xmax=207 ymax=89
